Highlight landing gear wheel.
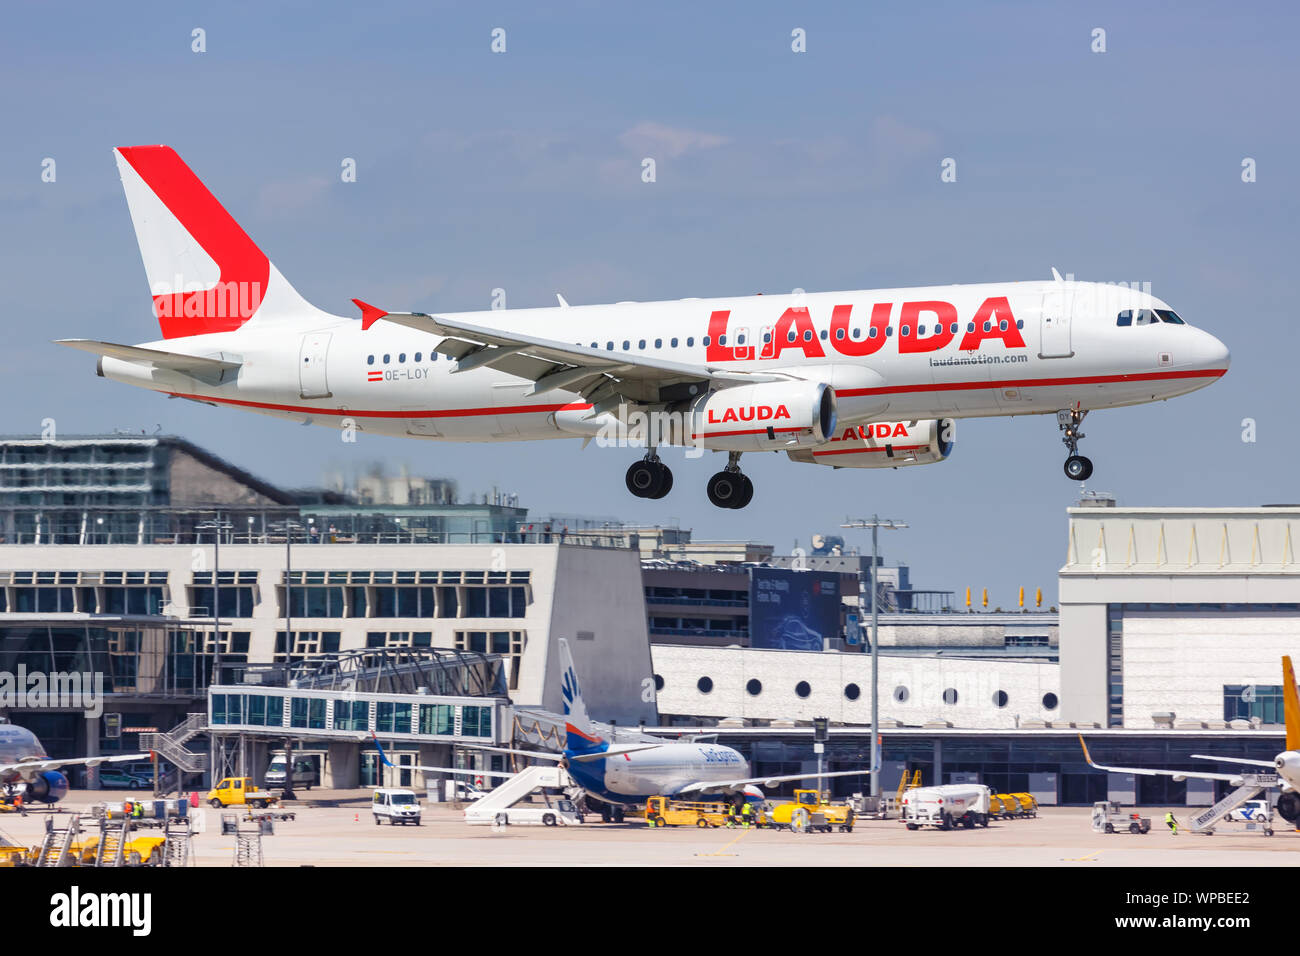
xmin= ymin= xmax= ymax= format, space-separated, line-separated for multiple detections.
xmin=626 ymin=459 xmax=668 ymax=498
xmin=1064 ymin=455 xmax=1093 ymax=481
xmin=612 ymin=806 xmax=625 ymax=823
xmin=707 ymin=471 xmax=750 ymax=509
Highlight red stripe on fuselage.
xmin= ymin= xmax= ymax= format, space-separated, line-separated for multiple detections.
xmin=166 ymin=391 xmax=592 ymax=419
xmin=837 ymin=367 xmax=1225 ymax=398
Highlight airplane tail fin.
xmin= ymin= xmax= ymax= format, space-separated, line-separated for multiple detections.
xmin=113 ymin=145 xmax=328 ymax=339
xmin=1284 ymin=655 xmax=1299 ymax=752
xmin=557 ymin=638 xmax=603 ymax=754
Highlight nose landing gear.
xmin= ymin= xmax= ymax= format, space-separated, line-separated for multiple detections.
xmin=706 ymin=452 xmax=753 ymax=509
xmin=625 ymin=454 xmax=673 ymax=499
xmin=1058 ymin=407 xmax=1093 ymax=481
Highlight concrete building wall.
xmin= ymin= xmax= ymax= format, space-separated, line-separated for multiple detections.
xmin=1059 ymin=602 xmax=1108 ymax=724
xmin=651 ymin=645 xmax=1059 ymax=728
xmin=1120 ymin=612 xmax=1299 ymax=728
xmin=1059 ymin=507 xmax=1300 ymax=727
xmin=0 ymin=541 xmax=651 ymax=717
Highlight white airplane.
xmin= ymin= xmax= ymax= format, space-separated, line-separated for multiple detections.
xmin=404 ymin=638 xmax=870 ymax=821
xmin=0 ymin=717 xmax=149 ymax=805
xmin=58 ymin=145 xmax=1229 ymax=508
xmin=1080 ymin=656 xmax=1300 ymax=826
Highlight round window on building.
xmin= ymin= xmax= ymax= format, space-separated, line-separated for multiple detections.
xmin=1042 ymin=692 xmax=1059 ymax=710
xmin=893 ymin=685 xmax=909 ymax=703
xmin=697 ymin=676 xmax=713 ymax=694
xmin=993 ymin=690 xmax=1009 ymax=708
xmin=746 ymin=679 xmax=762 ymax=696
xmin=653 ymin=674 xmax=664 ymax=691
xmin=942 ymin=687 xmax=959 ymax=705
xmin=844 ymin=683 xmax=861 ymax=701
xmin=795 ymin=681 xmax=811 ymax=698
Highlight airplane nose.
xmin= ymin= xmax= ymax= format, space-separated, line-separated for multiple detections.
xmin=1200 ymin=331 xmax=1230 ymax=371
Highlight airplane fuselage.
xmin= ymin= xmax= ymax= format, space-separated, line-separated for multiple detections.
xmin=565 ymin=741 xmax=749 ymax=804
xmin=99 ymin=280 xmax=1230 ymax=446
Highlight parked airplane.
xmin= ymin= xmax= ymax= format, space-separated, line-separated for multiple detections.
xmin=401 ymin=638 xmax=870 ymax=821
xmin=0 ymin=717 xmax=148 ymax=805
xmin=59 ymin=146 xmax=1229 ymax=508
xmin=1080 ymin=656 xmax=1300 ymax=825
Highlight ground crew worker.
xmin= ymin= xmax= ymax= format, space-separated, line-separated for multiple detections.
xmin=740 ymin=800 xmax=755 ymax=829
xmin=132 ymin=800 xmax=144 ymax=820
xmin=1165 ymin=811 xmax=1178 ymax=835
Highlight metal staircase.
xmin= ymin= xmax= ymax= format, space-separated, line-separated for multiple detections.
xmin=93 ymin=818 xmax=130 ymax=867
xmin=1188 ymin=773 xmax=1276 ymax=833
xmin=140 ymin=713 xmax=210 ymax=793
xmin=163 ymin=817 xmax=194 ymax=867
xmin=35 ymin=814 xmax=82 ymax=867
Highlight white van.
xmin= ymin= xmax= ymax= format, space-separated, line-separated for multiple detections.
xmin=902 ymin=784 xmax=992 ymax=830
xmin=372 ymin=788 xmax=422 ymax=825
xmin=266 ymin=752 xmax=319 ymax=790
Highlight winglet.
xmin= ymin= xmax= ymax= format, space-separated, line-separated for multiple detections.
xmin=352 ymin=298 xmax=389 ymax=331
xmin=1051 ymin=267 xmax=1064 ymax=282
xmin=1078 ymin=733 xmax=1096 ymax=767
xmin=556 ymin=293 xmax=570 ymax=308
xmin=1284 ymin=655 xmax=1299 ymax=752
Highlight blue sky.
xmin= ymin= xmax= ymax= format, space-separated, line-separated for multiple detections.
xmin=2 ymin=1 xmax=1296 ymax=604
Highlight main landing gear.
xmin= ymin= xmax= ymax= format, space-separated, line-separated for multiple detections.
xmin=625 ymin=454 xmax=673 ymax=500
xmin=625 ymin=450 xmax=754 ymax=509
xmin=1057 ymin=407 xmax=1093 ymax=481
xmin=706 ymin=452 xmax=753 ymax=510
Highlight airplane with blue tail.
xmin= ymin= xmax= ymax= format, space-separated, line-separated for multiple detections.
xmin=448 ymin=638 xmax=873 ymax=820
xmin=0 ymin=717 xmax=148 ymax=805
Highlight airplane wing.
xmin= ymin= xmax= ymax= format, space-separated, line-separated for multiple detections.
xmin=351 ymin=300 xmax=793 ymax=405
xmin=56 ymin=339 xmax=241 ymax=386
xmin=1078 ymin=735 xmax=1248 ymax=784
xmin=675 ymin=768 xmax=869 ymax=796
xmin=0 ymin=752 xmax=151 ymax=781
xmin=1189 ymin=754 xmax=1278 ymax=768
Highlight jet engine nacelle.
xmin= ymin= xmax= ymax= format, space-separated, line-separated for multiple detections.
xmin=1275 ymin=751 xmax=1300 ymax=789
xmin=23 ymin=770 xmax=69 ymax=804
xmin=787 ymin=418 xmax=955 ymax=468
xmin=1276 ymin=787 xmax=1300 ymax=824
xmin=691 ymin=382 xmax=836 ymax=451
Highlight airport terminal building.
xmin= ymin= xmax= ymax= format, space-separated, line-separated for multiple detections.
xmin=0 ymin=436 xmax=1294 ymax=805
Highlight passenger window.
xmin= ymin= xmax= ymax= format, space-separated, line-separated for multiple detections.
xmin=622 ymin=340 xmax=630 ymax=350
xmin=367 ymin=355 xmax=374 ymax=365
xmin=703 ymin=336 xmax=710 ymax=347
xmin=687 ymin=337 xmax=694 ymax=347
xmin=383 ymin=354 xmax=391 ymax=364
xmin=671 ymin=337 xmax=679 ymax=347
xmin=718 ymin=335 xmax=726 ymax=346
xmin=606 ymin=342 xmax=614 ymax=350
xmin=654 ymin=338 xmax=662 ymax=348
xmin=639 ymin=339 xmax=646 ymax=349
xmin=414 ymin=352 xmax=422 ymax=362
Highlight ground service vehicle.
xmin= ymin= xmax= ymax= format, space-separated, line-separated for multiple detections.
xmin=207 ymin=777 xmax=280 ymax=808
xmin=266 ymin=752 xmax=319 ymax=790
xmin=372 ymin=788 xmax=422 ymax=825
xmin=1091 ymin=801 xmax=1151 ymax=834
xmin=902 ymin=784 xmax=991 ymax=830
xmin=465 ymin=798 xmax=583 ymax=827
xmin=645 ymin=796 xmax=738 ymax=828
xmin=768 ymin=790 xmax=855 ymax=832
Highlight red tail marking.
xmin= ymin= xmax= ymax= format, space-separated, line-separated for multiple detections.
xmin=117 ymin=146 xmax=270 ymax=339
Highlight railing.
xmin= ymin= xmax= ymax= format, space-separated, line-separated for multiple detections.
xmin=139 ymin=712 xmax=210 ymax=776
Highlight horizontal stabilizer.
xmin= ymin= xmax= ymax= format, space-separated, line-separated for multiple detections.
xmin=57 ymin=338 xmax=241 ymax=385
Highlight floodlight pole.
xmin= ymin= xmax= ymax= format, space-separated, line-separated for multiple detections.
xmin=842 ymin=515 xmax=907 ymax=800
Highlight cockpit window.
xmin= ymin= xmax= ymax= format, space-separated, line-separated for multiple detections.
xmin=1155 ymin=309 xmax=1185 ymax=325
xmin=1117 ymin=309 xmax=1160 ymax=327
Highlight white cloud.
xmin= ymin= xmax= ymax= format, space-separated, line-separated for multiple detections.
xmin=618 ymin=121 xmax=729 ymax=159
